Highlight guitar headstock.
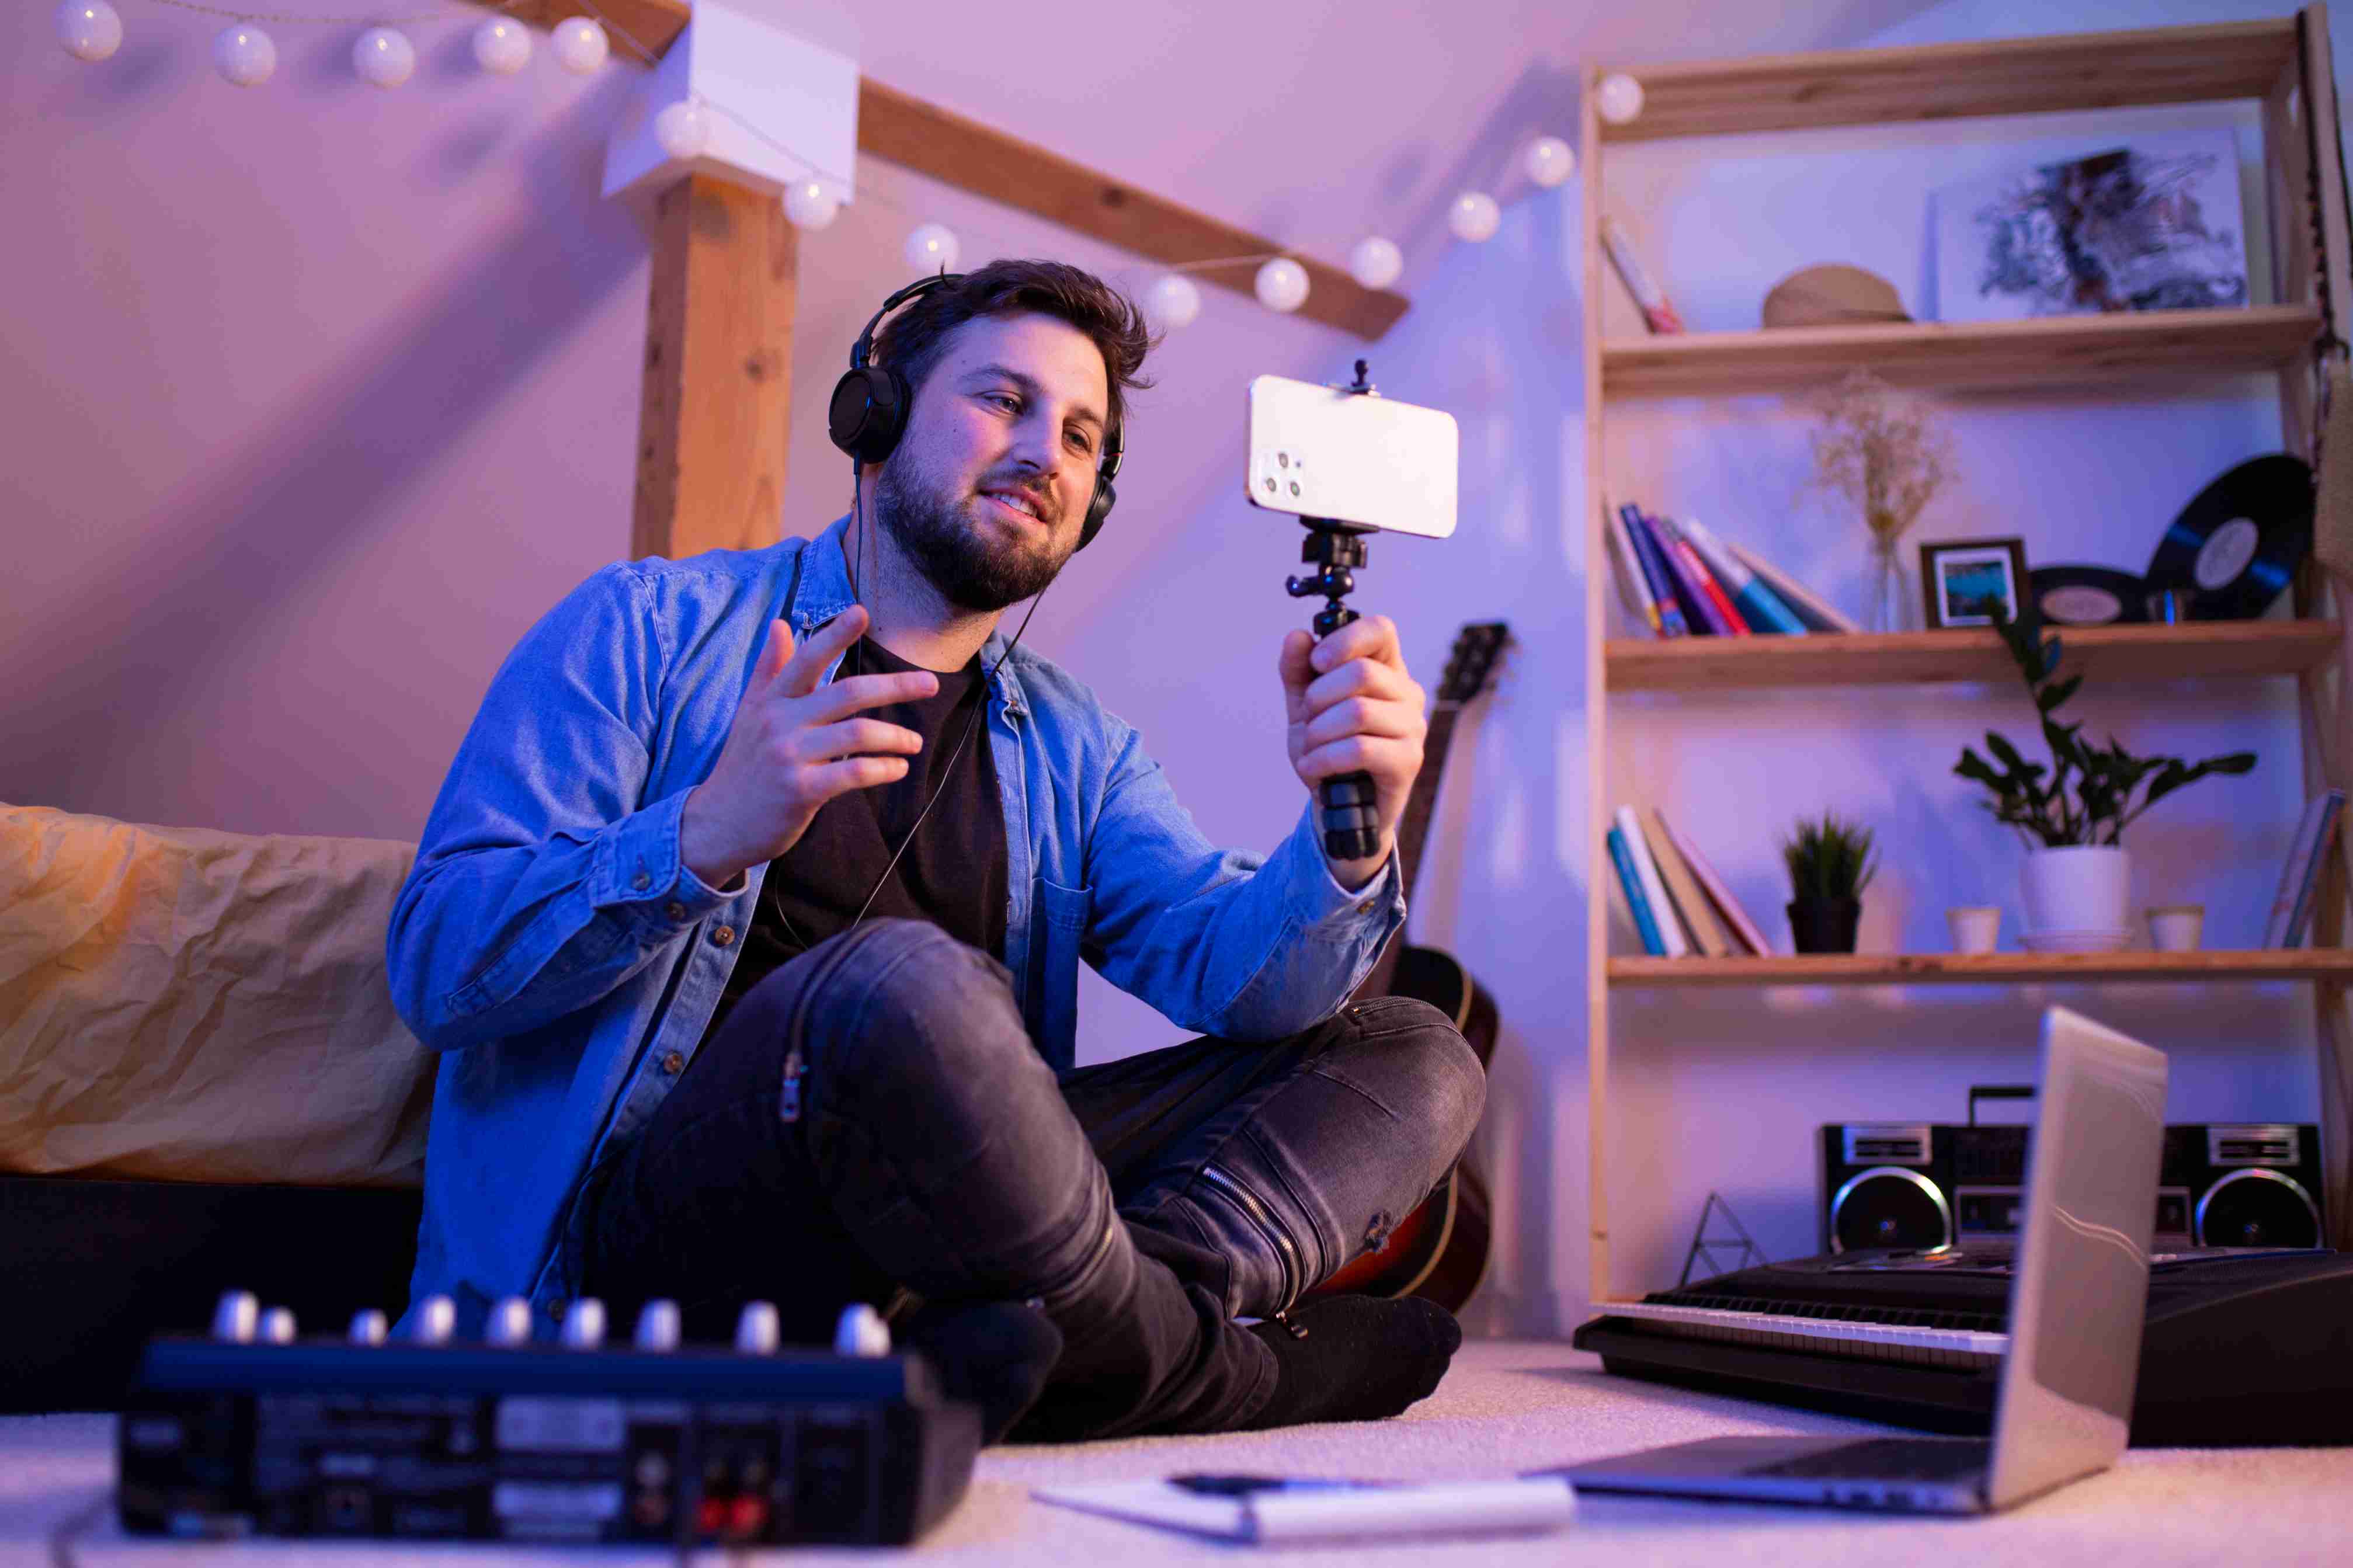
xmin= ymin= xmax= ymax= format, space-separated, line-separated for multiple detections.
xmin=1435 ymin=621 xmax=1510 ymax=710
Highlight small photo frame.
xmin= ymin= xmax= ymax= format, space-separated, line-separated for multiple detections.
xmin=1919 ymin=537 xmax=2029 ymax=629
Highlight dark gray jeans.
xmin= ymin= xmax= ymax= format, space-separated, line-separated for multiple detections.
xmin=585 ymin=919 xmax=1483 ymax=1440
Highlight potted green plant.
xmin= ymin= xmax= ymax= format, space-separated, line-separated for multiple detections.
xmin=1782 ymin=811 xmax=1877 ymax=953
xmin=1954 ymin=609 xmax=2255 ymax=948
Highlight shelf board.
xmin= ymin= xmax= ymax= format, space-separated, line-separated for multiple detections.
xmin=1610 ymin=950 xmax=2353 ymax=988
xmin=1601 ymin=305 xmax=2323 ymax=397
xmin=1607 ymin=619 xmax=2340 ymax=691
xmin=1597 ymin=19 xmax=2298 ymax=142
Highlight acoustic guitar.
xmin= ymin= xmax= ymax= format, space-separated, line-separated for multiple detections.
xmin=1308 ymin=620 xmax=1508 ymax=1311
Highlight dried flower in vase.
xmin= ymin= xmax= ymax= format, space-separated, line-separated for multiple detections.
xmin=1810 ymin=370 xmax=1958 ymax=631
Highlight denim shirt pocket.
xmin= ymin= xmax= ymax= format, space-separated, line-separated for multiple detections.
xmin=1027 ymin=877 xmax=1092 ymax=1070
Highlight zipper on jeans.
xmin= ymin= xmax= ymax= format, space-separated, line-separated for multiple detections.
xmin=1197 ymin=1163 xmax=1308 ymax=1336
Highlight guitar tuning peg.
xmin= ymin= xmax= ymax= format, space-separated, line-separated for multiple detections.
xmin=348 ymin=1309 xmax=389 ymax=1346
xmin=258 ymin=1306 xmax=297 ymax=1344
xmin=634 ymin=1299 xmax=682 ymax=1352
xmin=411 ymin=1294 xmax=457 ymax=1344
xmin=486 ymin=1296 xmax=534 ymax=1346
xmin=735 ymin=1301 xmax=780 ymax=1355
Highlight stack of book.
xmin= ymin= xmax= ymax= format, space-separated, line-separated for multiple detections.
xmin=1606 ymin=503 xmax=1858 ymax=639
xmin=1608 ymin=805 xmax=1772 ymax=958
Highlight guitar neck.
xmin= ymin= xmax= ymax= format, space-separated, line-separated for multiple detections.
xmin=1394 ymin=705 xmax=1462 ymax=905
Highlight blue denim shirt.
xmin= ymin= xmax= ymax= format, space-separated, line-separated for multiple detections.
xmin=386 ymin=518 xmax=1405 ymax=1334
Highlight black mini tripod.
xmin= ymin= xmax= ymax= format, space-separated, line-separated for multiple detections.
xmin=1284 ymin=360 xmax=1384 ymax=864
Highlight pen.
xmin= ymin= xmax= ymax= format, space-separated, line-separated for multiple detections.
xmin=1168 ymin=1473 xmax=1394 ymax=1497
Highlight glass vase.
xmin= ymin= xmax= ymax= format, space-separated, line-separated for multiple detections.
xmin=1865 ymin=534 xmax=1913 ymax=634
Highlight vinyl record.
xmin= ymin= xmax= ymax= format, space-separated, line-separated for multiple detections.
xmin=2145 ymin=454 xmax=2314 ymax=620
xmin=2028 ymin=564 xmax=2147 ymax=625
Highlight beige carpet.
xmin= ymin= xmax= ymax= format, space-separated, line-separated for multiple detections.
xmin=7 ymin=1343 xmax=2350 ymax=1566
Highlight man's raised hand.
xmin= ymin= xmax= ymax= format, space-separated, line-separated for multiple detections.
xmin=1278 ymin=613 xmax=1426 ymax=891
xmin=679 ymin=606 xmax=936 ymax=891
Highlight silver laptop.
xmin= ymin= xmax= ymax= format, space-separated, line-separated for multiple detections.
xmin=1549 ymin=1006 xmax=2168 ymax=1515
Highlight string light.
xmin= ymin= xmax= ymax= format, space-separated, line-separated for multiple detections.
xmin=55 ymin=1 xmax=122 ymax=61
xmin=45 ymin=0 xmax=1563 ymax=325
xmin=213 ymin=22 xmax=274 ymax=86
xmin=1596 ymin=73 xmax=1645 ymax=126
xmin=352 ymin=27 xmax=415 ymax=89
xmin=472 ymin=16 xmax=530 ymax=75
xmin=1524 ymin=135 xmax=1575 ymax=187
xmin=1448 ymin=190 xmax=1502 ymax=243
xmin=551 ymin=16 xmax=607 ymax=76
xmin=1254 ymin=257 xmax=1309 ymax=313
xmin=1348 ymin=237 xmax=1403 ymax=290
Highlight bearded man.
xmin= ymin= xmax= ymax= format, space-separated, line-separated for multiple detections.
xmin=388 ymin=259 xmax=1482 ymax=1441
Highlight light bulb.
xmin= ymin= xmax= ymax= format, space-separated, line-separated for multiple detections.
xmin=783 ymin=180 xmax=840 ymax=231
xmin=1254 ymin=257 xmax=1309 ymax=314
xmin=552 ymin=17 xmax=608 ymax=75
xmin=653 ymin=100 xmax=710 ymax=160
xmin=352 ymin=27 xmax=415 ymax=89
xmin=57 ymin=1 xmax=122 ymax=62
xmin=213 ymin=23 xmax=276 ymax=87
xmin=1448 ymin=191 xmax=1501 ymax=243
xmin=1596 ymin=73 xmax=1645 ymax=126
xmin=472 ymin=18 xmax=531 ymax=77
xmin=1145 ymin=273 xmax=1201 ymax=331
xmin=1524 ymin=135 xmax=1575 ymax=187
xmin=1348 ymin=237 xmax=1402 ymax=290
xmin=904 ymin=222 xmax=960 ymax=273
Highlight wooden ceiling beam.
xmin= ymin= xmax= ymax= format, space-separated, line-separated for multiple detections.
xmin=495 ymin=1 xmax=1407 ymax=338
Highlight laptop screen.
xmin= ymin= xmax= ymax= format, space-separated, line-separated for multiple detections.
xmin=1985 ymin=1007 xmax=2170 ymax=1510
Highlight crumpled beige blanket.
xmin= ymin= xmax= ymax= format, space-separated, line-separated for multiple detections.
xmin=0 ymin=804 xmax=432 ymax=1187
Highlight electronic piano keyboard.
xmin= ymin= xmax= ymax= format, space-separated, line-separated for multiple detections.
xmin=1573 ymin=1245 xmax=2353 ymax=1446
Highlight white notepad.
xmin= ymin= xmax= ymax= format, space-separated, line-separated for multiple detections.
xmin=1031 ymin=1476 xmax=1576 ymax=1544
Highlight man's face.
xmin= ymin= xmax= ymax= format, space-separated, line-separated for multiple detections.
xmin=871 ymin=311 xmax=1111 ymax=613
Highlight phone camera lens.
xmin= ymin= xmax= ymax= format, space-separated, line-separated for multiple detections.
xmin=1263 ymin=477 xmax=1277 ymax=493
xmin=1288 ymin=481 xmax=1301 ymax=496
xmin=1277 ymin=452 xmax=1290 ymax=468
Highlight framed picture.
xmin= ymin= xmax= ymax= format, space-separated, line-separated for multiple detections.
xmin=1920 ymin=537 xmax=2029 ymax=629
xmin=1930 ymin=129 xmax=2248 ymax=322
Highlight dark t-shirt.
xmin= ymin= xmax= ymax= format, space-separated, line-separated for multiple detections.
xmin=703 ymin=634 xmax=1008 ymax=1039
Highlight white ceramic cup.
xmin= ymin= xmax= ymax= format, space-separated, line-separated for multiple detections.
xmin=2147 ymin=905 xmax=2204 ymax=952
xmin=1947 ymin=906 xmax=2001 ymax=954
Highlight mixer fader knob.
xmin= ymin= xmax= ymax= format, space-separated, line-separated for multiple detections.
xmin=211 ymin=1290 xmax=259 ymax=1343
xmin=258 ymin=1307 xmax=297 ymax=1344
xmin=735 ymin=1301 xmax=780 ymax=1355
xmin=560 ymin=1298 xmax=607 ymax=1350
xmin=835 ymin=1302 xmax=891 ymax=1357
xmin=486 ymin=1296 xmax=534 ymax=1346
xmin=412 ymin=1294 xmax=457 ymax=1344
xmin=634 ymin=1299 xmax=682 ymax=1352
xmin=347 ymin=1309 xmax=389 ymax=1346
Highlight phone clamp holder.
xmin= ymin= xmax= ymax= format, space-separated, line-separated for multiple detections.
xmin=1284 ymin=360 xmax=1386 ymax=864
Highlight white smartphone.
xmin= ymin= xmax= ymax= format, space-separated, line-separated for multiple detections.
xmin=1245 ymin=374 xmax=1459 ymax=539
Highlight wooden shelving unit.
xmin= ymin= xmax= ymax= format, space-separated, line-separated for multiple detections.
xmin=1611 ymin=950 xmax=2353 ymax=988
xmin=1607 ymin=620 xmax=2342 ymax=691
xmin=1603 ymin=305 xmax=2324 ymax=397
xmin=1579 ymin=7 xmax=2353 ymax=1307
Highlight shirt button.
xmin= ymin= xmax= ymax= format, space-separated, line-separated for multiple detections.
xmin=664 ymin=901 xmax=686 ymax=921
xmin=711 ymin=925 xmax=735 ymax=947
xmin=1357 ymin=901 xmax=1375 ymax=915
xmin=662 ymin=1051 xmax=686 ymax=1075
xmin=632 ymin=871 xmax=652 ymax=891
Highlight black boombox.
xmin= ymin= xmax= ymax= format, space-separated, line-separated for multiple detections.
xmin=1821 ymin=1118 xmax=2327 ymax=1253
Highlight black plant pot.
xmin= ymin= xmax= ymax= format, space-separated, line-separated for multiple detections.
xmin=1787 ymin=897 xmax=1861 ymax=954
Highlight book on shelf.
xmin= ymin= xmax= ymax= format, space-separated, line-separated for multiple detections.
xmin=1655 ymin=808 xmax=1771 ymax=956
xmin=1648 ymin=514 xmax=1751 ymax=635
xmin=1726 ymin=541 xmax=1860 ymax=634
xmin=1600 ymin=215 xmax=1685 ymax=335
xmin=1641 ymin=808 xmax=1732 ymax=957
xmin=1677 ymin=517 xmax=1808 ymax=636
xmin=2265 ymin=790 xmax=2347 ymax=947
xmin=1603 ymin=501 xmax=1663 ymax=635
xmin=1617 ymin=505 xmax=1691 ymax=637
xmin=1606 ymin=823 xmax=1668 ymax=956
xmin=1614 ymin=805 xmax=1690 ymax=957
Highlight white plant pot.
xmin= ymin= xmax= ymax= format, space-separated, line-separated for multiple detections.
xmin=2020 ymin=845 xmax=2131 ymax=938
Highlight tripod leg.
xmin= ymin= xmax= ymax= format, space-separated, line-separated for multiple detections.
xmin=1318 ymin=770 xmax=1382 ymax=862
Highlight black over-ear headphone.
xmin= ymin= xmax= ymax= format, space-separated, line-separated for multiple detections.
xmin=826 ymin=273 xmax=1123 ymax=550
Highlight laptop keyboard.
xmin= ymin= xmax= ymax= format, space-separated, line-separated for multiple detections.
xmin=1746 ymin=1438 xmax=1992 ymax=1482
